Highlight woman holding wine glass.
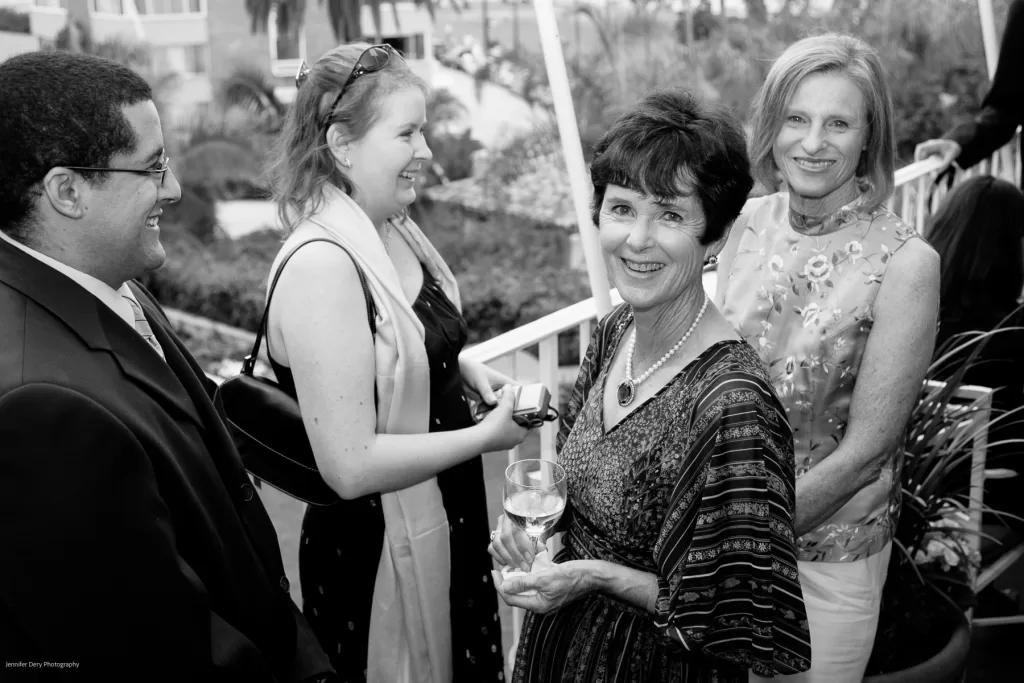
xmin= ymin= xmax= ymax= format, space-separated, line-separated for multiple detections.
xmin=488 ymin=88 xmax=811 ymax=683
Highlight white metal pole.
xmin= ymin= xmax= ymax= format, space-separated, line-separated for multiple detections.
xmin=532 ymin=0 xmax=613 ymax=317
xmin=977 ymin=0 xmax=999 ymax=78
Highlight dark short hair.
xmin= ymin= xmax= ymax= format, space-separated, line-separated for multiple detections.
xmin=927 ymin=176 xmax=1024 ymax=315
xmin=590 ymin=87 xmax=753 ymax=245
xmin=0 ymin=51 xmax=152 ymax=241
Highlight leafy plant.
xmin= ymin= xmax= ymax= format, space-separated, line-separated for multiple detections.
xmin=0 ymin=7 xmax=30 ymax=34
xmin=866 ymin=313 xmax=1024 ymax=674
xmin=150 ymin=200 xmax=590 ymax=364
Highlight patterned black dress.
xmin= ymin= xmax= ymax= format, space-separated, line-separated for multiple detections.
xmin=270 ymin=263 xmax=505 ymax=682
xmin=512 ymin=304 xmax=812 ymax=683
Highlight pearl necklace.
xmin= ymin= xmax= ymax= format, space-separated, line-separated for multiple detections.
xmin=617 ymin=294 xmax=709 ymax=407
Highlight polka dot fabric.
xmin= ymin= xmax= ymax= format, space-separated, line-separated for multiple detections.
xmin=294 ymin=264 xmax=504 ymax=681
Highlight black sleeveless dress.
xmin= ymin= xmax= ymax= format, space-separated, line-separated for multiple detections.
xmin=269 ymin=263 xmax=505 ymax=682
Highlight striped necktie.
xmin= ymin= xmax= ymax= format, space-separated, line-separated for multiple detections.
xmin=123 ymin=296 xmax=165 ymax=360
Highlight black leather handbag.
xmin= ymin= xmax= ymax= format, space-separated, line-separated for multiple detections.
xmin=214 ymin=238 xmax=377 ymax=506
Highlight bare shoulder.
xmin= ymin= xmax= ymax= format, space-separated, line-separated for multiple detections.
xmin=886 ymin=235 xmax=940 ymax=288
xmin=275 ymin=235 xmax=361 ymax=282
xmin=268 ymin=236 xmax=373 ymax=364
xmin=271 ymin=238 xmax=366 ymax=310
xmin=875 ymin=235 xmax=939 ymax=324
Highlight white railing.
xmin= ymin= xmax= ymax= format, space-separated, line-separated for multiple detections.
xmin=890 ymin=130 xmax=1022 ymax=235
xmin=470 ymin=133 xmax=1021 ymax=667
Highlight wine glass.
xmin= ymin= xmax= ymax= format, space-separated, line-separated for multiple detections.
xmin=503 ymin=459 xmax=567 ymax=563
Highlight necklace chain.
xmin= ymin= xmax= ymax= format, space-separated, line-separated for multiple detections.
xmin=618 ymin=294 xmax=709 ymax=407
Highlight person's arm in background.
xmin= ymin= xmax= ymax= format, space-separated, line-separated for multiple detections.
xmin=916 ymin=0 xmax=1024 ymax=170
xmin=793 ymin=238 xmax=940 ymax=535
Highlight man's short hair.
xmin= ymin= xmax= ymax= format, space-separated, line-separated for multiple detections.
xmin=0 ymin=51 xmax=152 ymax=242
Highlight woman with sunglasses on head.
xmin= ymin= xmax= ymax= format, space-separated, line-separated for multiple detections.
xmin=264 ymin=43 xmax=531 ymax=683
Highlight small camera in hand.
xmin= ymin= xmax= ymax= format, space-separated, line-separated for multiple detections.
xmin=473 ymin=383 xmax=559 ymax=428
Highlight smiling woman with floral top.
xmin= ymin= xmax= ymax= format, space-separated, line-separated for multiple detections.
xmin=715 ymin=34 xmax=939 ymax=683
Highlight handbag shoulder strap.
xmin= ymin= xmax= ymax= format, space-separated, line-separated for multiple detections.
xmin=242 ymin=237 xmax=377 ymax=375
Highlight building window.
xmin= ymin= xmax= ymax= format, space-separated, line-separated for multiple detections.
xmin=361 ymin=35 xmax=426 ymax=60
xmin=152 ymin=44 xmax=208 ymax=76
xmin=91 ymin=0 xmax=124 ymax=13
xmin=134 ymin=0 xmax=203 ymax=14
xmin=410 ymin=34 xmax=425 ymax=60
xmin=268 ymin=2 xmax=305 ymax=75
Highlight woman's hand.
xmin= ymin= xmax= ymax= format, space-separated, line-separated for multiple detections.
xmin=488 ymin=513 xmax=538 ymax=573
xmin=491 ymin=561 xmax=595 ymax=614
xmin=477 ymin=386 xmax=532 ymax=452
xmin=460 ymin=358 xmax=516 ymax=407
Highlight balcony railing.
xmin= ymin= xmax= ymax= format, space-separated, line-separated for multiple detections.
xmin=463 ymin=131 xmax=1021 ymax=665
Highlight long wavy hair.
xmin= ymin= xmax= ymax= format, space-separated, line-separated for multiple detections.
xmin=928 ymin=175 xmax=1024 ymax=318
xmin=748 ymin=33 xmax=896 ymax=211
xmin=268 ymin=43 xmax=427 ymax=234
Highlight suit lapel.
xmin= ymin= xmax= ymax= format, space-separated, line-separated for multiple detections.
xmin=0 ymin=238 xmax=203 ymax=431
xmin=131 ymin=283 xmax=289 ymax=580
xmin=0 ymin=241 xmax=289 ymax=586
xmin=98 ymin=306 xmax=205 ymax=431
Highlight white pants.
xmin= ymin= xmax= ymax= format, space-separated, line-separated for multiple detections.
xmin=750 ymin=543 xmax=892 ymax=683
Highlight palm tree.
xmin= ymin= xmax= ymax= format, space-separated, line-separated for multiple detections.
xmin=56 ymin=0 xmax=93 ymax=53
xmin=219 ymin=66 xmax=289 ymax=124
xmin=573 ymin=4 xmax=628 ymax=98
xmin=744 ymin=0 xmax=768 ymax=23
xmin=244 ymin=0 xmax=436 ymax=44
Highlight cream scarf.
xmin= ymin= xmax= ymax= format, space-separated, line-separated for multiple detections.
xmin=292 ymin=185 xmax=457 ymax=683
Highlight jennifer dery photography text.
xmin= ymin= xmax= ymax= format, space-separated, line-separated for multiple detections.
xmin=6 ymin=662 xmax=80 ymax=670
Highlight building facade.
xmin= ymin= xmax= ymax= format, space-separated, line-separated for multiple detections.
xmin=1 ymin=1 xmax=434 ymax=111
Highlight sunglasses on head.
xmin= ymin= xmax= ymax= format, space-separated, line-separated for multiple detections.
xmin=296 ymin=44 xmax=400 ymax=129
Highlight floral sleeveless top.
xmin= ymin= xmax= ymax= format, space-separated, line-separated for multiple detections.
xmin=721 ymin=192 xmax=917 ymax=563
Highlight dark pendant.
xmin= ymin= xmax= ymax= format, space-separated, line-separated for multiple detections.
xmin=617 ymin=380 xmax=636 ymax=407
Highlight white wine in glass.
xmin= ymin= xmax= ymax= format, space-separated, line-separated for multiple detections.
xmin=503 ymin=459 xmax=567 ymax=551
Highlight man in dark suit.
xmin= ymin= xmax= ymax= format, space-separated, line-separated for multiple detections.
xmin=915 ymin=0 xmax=1023 ymax=186
xmin=0 ymin=52 xmax=333 ymax=681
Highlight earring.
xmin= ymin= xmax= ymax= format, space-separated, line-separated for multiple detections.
xmin=704 ymin=254 xmax=719 ymax=267
xmin=342 ymin=157 xmax=352 ymax=168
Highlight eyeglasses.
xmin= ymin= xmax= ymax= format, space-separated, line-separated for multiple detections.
xmin=321 ymin=44 xmax=398 ymax=128
xmin=64 ymin=155 xmax=171 ymax=185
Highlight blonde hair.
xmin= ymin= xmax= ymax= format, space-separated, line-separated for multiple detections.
xmin=268 ymin=43 xmax=428 ymax=234
xmin=748 ymin=33 xmax=896 ymax=210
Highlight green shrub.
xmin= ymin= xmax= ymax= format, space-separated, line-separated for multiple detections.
xmin=161 ymin=185 xmax=221 ymax=244
xmin=0 ymin=8 xmax=30 ymax=34
xmin=150 ymin=200 xmax=591 ymax=366
xmin=140 ymin=228 xmax=281 ymax=332
xmin=426 ymin=130 xmax=482 ymax=185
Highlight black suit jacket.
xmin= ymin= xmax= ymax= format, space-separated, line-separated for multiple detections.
xmin=947 ymin=0 xmax=1024 ymax=184
xmin=0 ymin=237 xmax=332 ymax=681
